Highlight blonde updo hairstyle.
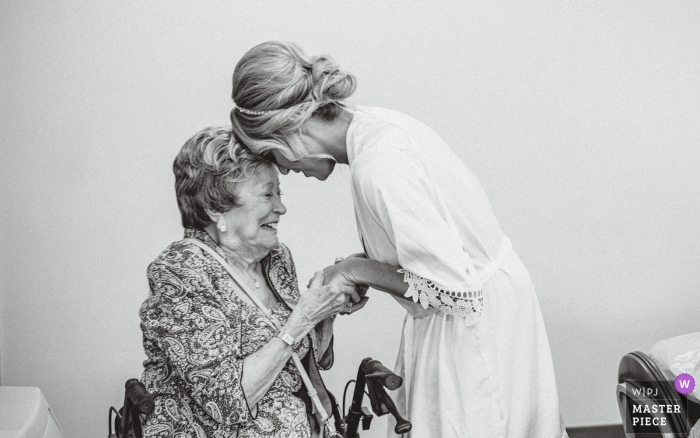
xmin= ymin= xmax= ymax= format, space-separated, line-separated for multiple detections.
xmin=230 ymin=41 xmax=357 ymax=161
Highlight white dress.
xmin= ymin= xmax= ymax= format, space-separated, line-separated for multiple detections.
xmin=346 ymin=106 xmax=566 ymax=438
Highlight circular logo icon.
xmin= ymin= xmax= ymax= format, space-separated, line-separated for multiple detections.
xmin=674 ymin=373 xmax=695 ymax=395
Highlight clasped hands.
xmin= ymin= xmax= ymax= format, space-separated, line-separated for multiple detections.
xmin=327 ymin=253 xmax=370 ymax=315
xmin=300 ymin=253 xmax=370 ymax=323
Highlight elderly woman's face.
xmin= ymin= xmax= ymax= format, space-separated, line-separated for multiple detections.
xmin=221 ymin=166 xmax=287 ymax=253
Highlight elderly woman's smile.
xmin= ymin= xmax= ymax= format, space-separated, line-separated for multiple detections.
xmin=218 ymin=166 xmax=287 ymax=256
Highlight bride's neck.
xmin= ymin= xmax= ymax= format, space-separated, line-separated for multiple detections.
xmin=306 ymin=104 xmax=356 ymax=165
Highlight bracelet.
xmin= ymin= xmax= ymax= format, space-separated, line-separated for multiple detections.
xmin=276 ymin=329 xmax=298 ymax=348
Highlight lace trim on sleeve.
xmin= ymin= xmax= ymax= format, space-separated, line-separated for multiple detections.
xmin=399 ymin=269 xmax=483 ymax=323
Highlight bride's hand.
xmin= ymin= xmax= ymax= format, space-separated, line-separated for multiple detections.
xmin=322 ymin=258 xmax=369 ymax=314
xmin=332 ymin=254 xmax=369 ymax=297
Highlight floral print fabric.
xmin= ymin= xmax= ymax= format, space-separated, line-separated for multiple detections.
xmin=139 ymin=228 xmax=323 ymax=438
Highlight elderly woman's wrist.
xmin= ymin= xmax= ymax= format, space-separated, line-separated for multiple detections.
xmin=284 ymin=311 xmax=315 ymax=341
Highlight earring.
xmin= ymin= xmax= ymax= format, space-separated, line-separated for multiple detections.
xmin=218 ymin=224 xmax=227 ymax=233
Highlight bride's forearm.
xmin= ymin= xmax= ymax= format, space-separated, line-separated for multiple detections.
xmin=346 ymin=258 xmax=410 ymax=300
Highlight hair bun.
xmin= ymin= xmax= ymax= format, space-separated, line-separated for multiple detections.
xmin=230 ymin=41 xmax=357 ymax=158
xmin=310 ymin=54 xmax=356 ymax=103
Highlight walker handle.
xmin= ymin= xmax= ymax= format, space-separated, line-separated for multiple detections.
xmin=362 ymin=359 xmax=402 ymax=390
xmin=125 ymin=379 xmax=156 ymax=414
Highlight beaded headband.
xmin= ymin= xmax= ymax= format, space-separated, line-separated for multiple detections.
xmin=232 ymin=101 xmax=272 ymax=116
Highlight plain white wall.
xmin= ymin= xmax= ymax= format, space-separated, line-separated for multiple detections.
xmin=1 ymin=1 xmax=699 ymax=437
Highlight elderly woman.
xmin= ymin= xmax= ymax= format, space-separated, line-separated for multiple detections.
xmin=228 ymin=41 xmax=567 ymax=438
xmin=139 ymin=127 xmax=360 ymax=438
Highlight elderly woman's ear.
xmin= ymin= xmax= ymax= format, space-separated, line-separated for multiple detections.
xmin=205 ymin=209 xmax=227 ymax=232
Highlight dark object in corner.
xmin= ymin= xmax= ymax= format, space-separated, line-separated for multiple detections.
xmin=108 ymin=379 xmax=161 ymax=438
xmin=566 ymin=424 xmax=625 ymax=438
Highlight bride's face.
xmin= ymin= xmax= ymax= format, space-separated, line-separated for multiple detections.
xmin=271 ymin=150 xmax=336 ymax=181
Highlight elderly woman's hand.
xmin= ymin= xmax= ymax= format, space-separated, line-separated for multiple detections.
xmin=291 ymin=271 xmax=360 ymax=330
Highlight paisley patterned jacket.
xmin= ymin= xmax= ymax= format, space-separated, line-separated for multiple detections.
xmin=139 ymin=228 xmax=333 ymax=437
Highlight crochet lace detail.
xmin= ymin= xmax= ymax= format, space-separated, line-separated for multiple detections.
xmin=399 ymin=269 xmax=483 ymax=323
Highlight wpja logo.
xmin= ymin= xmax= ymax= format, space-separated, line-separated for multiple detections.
xmin=619 ymin=374 xmax=695 ymax=435
xmin=631 ymin=386 xmax=661 ymax=397
xmin=674 ymin=373 xmax=695 ymax=395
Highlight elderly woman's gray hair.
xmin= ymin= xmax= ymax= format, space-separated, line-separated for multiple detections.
xmin=173 ymin=126 xmax=273 ymax=229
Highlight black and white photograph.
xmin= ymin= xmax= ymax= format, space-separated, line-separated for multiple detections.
xmin=1 ymin=2 xmax=699 ymax=438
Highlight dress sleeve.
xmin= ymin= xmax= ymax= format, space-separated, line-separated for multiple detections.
xmin=352 ymin=130 xmax=484 ymax=324
xmin=141 ymin=260 xmax=254 ymax=425
xmin=312 ymin=319 xmax=334 ymax=370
